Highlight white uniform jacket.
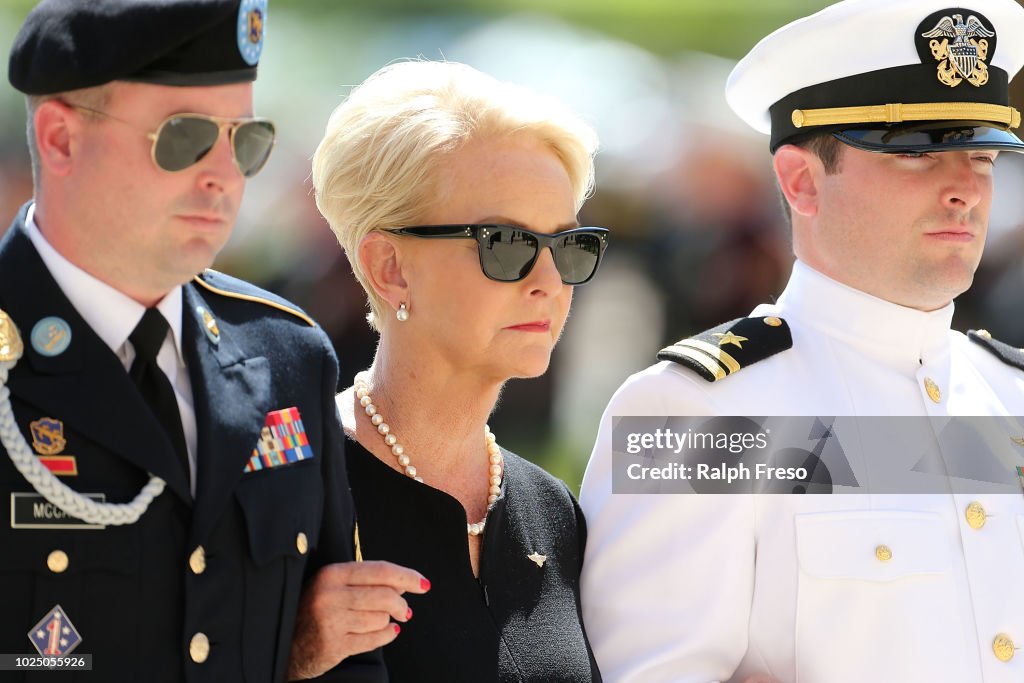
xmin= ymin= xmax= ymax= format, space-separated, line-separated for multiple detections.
xmin=580 ymin=261 xmax=1024 ymax=683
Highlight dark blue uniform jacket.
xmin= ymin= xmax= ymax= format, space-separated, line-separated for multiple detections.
xmin=0 ymin=203 xmax=385 ymax=683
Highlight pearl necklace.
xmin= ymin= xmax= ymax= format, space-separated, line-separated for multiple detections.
xmin=353 ymin=372 xmax=504 ymax=536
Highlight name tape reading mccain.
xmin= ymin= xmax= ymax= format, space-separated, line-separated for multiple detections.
xmin=11 ymin=493 xmax=107 ymax=529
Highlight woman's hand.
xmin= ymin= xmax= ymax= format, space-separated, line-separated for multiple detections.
xmin=287 ymin=560 xmax=430 ymax=680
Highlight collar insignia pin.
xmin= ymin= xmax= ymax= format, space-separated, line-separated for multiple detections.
xmin=30 ymin=317 xmax=71 ymax=357
xmin=528 ymin=552 xmax=547 ymax=568
xmin=196 ymin=306 xmax=220 ymax=345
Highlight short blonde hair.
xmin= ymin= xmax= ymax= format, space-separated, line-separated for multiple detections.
xmin=311 ymin=60 xmax=598 ymax=329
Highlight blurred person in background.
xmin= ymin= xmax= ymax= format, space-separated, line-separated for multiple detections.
xmin=311 ymin=60 xmax=606 ymax=682
xmin=643 ymin=133 xmax=790 ymax=344
xmin=580 ymin=0 xmax=1024 ymax=681
xmin=0 ymin=1 xmax=425 ymax=681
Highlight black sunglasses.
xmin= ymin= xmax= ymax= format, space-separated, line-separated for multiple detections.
xmin=384 ymin=224 xmax=609 ymax=285
xmin=66 ymin=103 xmax=276 ymax=178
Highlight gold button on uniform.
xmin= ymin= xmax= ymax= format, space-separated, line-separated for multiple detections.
xmin=875 ymin=544 xmax=893 ymax=562
xmin=764 ymin=316 xmax=783 ymax=327
xmin=296 ymin=532 xmax=308 ymax=555
xmin=189 ymin=632 xmax=210 ymax=664
xmin=47 ymin=550 xmax=69 ymax=573
xmin=993 ymin=633 xmax=1015 ymax=662
xmin=924 ymin=377 xmax=942 ymax=404
xmin=189 ymin=546 xmax=206 ymax=575
xmin=965 ymin=502 xmax=987 ymax=530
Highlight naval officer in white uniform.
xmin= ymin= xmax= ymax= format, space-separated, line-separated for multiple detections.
xmin=579 ymin=0 xmax=1024 ymax=681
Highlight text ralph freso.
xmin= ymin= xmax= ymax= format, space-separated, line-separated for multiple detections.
xmin=624 ymin=427 xmax=808 ymax=482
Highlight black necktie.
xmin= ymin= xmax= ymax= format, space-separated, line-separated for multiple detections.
xmin=129 ymin=308 xmax=189 ymax=482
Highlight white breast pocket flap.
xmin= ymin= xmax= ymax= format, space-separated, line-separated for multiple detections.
xmin=795 ymin=510 xmax=951 ymax=582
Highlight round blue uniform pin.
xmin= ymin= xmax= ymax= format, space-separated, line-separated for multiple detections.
xmin=30 ymin=317 xmax=72 ymax=357
xmin=237 ymin=0 xmax=267 ymax=66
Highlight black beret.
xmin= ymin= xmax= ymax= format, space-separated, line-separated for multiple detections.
xmin=8 ymin=0 xmax=268 ymax=95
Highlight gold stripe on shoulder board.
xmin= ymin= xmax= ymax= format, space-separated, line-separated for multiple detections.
xmin=663 ymin=345 xmax=727 ymax=381
xmin=193 ymin=271 xmax=315 ymax=327
xmin=676 ymin=339 xmax=741 ymax=374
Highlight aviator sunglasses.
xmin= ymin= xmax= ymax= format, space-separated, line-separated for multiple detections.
xmin=66 ymin=103 xmax=276 ymax=178
xmin=385 ymin=224 xmax=610 ymax=285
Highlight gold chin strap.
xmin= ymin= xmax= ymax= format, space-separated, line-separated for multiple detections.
xmin=792 ymin=102 xmax=1021 ymax=130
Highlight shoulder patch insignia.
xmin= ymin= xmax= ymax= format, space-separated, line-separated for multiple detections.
xmin=193 ymin=270 xmax=315 ymax=327
xmin=658 ymin=316 xmax=792 ymax=382
xmin=968 ymin=329 xmax=1024 ymax=371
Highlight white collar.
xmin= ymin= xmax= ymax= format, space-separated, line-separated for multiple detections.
xmin=24 ymin=203 xmax=185 ymax=361
xmin=774 ymin=260 xmax=954 ymax=370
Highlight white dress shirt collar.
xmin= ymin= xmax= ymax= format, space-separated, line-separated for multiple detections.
xmin=24 ymin=203 xmax=185 ymax=365
xmin=776 ymin=260 xmax=954 ymax=371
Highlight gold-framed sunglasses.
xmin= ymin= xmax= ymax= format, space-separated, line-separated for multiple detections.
xmin=66 ymin=103 xmax=276 ymax=178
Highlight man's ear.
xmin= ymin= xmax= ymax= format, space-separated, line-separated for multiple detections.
xmin=358 ymin=231 xmax=409 ymax=312
xmin=34 ymin=99 xmax=79 ymax=178
xmin=773 ymin=144 xmax=824 ymax=218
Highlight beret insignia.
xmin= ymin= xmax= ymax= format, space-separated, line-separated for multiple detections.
xmin=237 ymin=0 xmax=268 ymax=67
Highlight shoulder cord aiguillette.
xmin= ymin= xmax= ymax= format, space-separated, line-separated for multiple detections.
xmin=0 ymin=310 xmax=164 ymax=525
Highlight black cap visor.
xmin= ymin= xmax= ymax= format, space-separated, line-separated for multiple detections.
xmin=834 ymin=122 xmax=1024 ymax=154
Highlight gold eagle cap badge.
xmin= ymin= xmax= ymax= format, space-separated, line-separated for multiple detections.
xmin=921 ymin=13 xmax=995 ymax=88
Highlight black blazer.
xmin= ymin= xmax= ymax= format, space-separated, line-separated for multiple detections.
xmin=348 ymin=439 xmax=602 ymax=683
xmin=0 ymin=204 xmax=385 ymax=683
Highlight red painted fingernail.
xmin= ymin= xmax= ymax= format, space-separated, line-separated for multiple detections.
xmin=393 ymin=623 xmax=401 ymax=634
xmin=420 ymin=578 xmax=431 ymax=591
xmin=406 ymin=607 xmax=413 ymax=620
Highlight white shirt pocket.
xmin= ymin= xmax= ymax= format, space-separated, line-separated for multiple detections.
xmin=791 ymin=510 xmax=971 ymax=683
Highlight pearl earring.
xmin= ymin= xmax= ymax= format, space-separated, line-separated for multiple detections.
xmin=396 ymin=303 xmax=409 ymax=322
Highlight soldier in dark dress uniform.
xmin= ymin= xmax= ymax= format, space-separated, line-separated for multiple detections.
xmin=0 ymin=2 xmax=424 ymax=680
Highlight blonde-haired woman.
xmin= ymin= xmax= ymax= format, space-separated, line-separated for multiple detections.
xmin=312 ymin=60 xmax=606 ymax=681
